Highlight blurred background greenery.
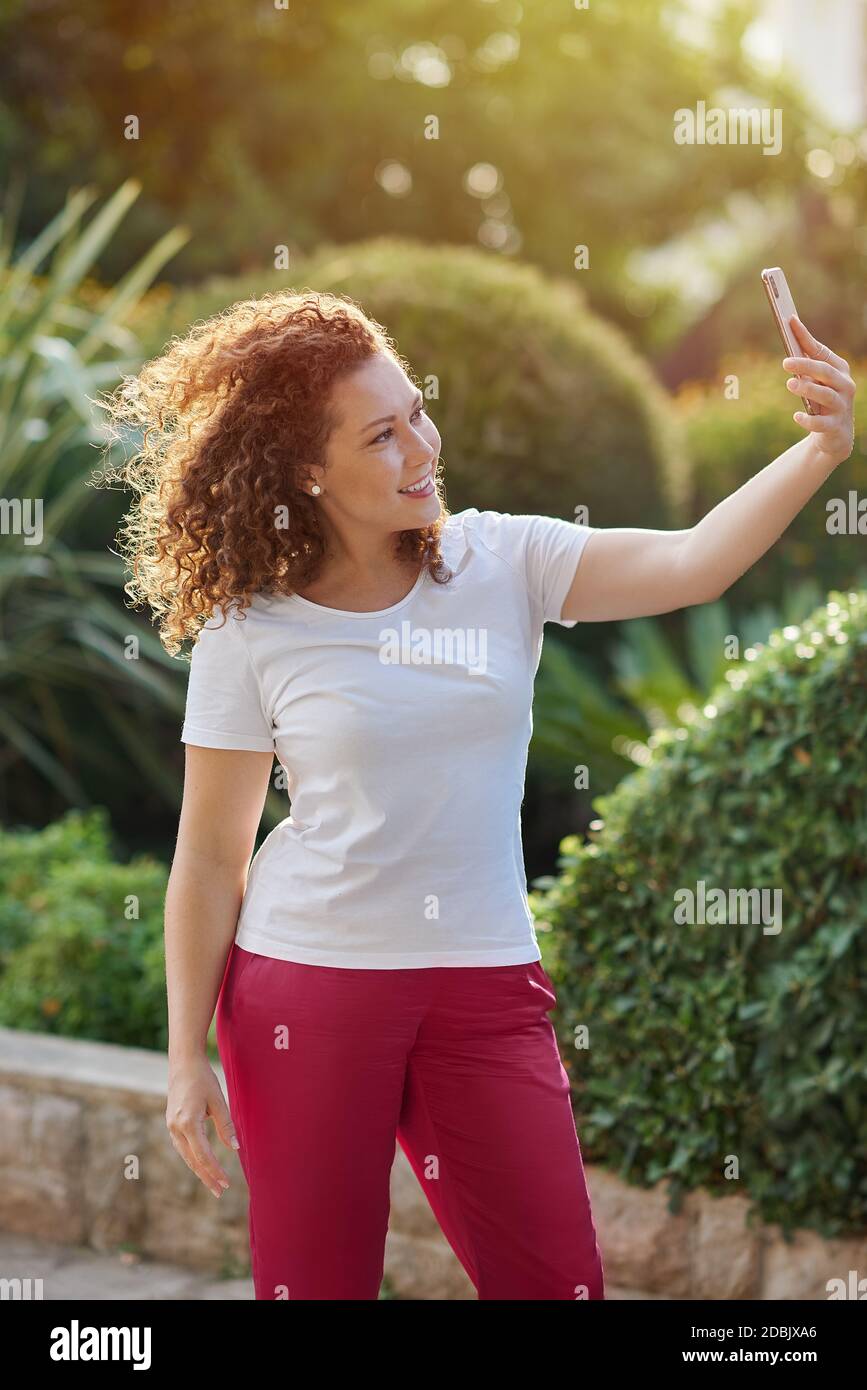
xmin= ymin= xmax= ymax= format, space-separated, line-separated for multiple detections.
xmin=3 ymin=0 xmax=866 ymax=854
xmin=1 ymin=0 xmax=866 ymax=1148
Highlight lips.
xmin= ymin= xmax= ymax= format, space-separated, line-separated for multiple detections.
xmin=398 ymin=467 xmax=434 ymax=494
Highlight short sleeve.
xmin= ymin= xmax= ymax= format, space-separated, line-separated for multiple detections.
xmin=180 ymin=605 xmax=275 ymax=752
xmin=466 ymin=510 xmax=598 ymax=628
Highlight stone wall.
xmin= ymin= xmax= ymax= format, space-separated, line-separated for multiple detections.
xmin=0 ymin=1028 xmax=863 ymax=1299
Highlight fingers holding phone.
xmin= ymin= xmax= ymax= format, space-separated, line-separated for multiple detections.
xmin=761 ymin=267 xmax=856 ymax=464
xmin=761 ymin=266 xmax=816 ymax=415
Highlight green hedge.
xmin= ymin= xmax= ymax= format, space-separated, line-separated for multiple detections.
xmin=532 ymin=589 xmax=867 ymax=1238
xmin=136 ymin=235 xmax=688 ymax=531
xmin=0 ymin=808 xmax=112 ymax=969
xmin=676 ymin=354 xmax=867 ymax=613
xmin=0 ymin=808 xmax=171 ymax=1050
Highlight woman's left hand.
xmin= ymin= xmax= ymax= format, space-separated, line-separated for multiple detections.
xmin=782 ymin=315 xmax=856 ymax=466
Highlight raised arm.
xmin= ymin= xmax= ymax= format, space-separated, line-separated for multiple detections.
xmin=561 ymin=316 xmax=856 ymax=624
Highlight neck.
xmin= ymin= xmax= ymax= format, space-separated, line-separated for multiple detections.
xmin=318 ymin=519 xmax=412 ymax=581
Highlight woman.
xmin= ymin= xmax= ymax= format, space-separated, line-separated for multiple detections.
xmin=104 ymin=289 xmax=854 ymax=1300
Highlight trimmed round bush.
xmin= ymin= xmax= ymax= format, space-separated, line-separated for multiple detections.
xmin=532 ymin=589 xmax=867 ymax=1237
xmin=675 ymin=354 xmax=867 ymax=612
xmin=135 ymin=236 xmax=687 ymax=531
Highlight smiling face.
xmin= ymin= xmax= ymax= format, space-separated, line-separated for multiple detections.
xmin=309 ymin=353 xmax=442 ymax=532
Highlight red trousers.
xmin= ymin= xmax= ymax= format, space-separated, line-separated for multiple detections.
xmin=215 ymin=944 xmax=605 ymax=1300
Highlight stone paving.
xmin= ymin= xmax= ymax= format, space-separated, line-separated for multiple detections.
xmin=0 ymin=1231 xmax=667 ymax=1300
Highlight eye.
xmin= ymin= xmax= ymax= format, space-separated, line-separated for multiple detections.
xmin=370 ymin=402 xmax=426 ymax=445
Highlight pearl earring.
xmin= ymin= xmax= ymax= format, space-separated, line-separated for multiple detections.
xmin=311 ymin=484 xmax=321 ymax=496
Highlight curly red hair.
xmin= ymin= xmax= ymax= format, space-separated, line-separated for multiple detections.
xmin=94 ymin=289 xmax=452 ymax=656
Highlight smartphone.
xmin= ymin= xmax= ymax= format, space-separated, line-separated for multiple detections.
xmin=761 ymin=266 xmax=817 ymax=415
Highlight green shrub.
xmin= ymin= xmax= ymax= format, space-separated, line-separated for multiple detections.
xmin=137 ymin=236 xmax=688 ymax=531
xmin=532 ymin=589 xmax=867 ymax=1238
xmin=0 ymin=809 xmax=170 ymax=1049
xmin=676 ymin=355 xmax=867 ymax=613
xmin=531 ymin=576 xmax=826 ymax=793
xmin=0 ymin=807 xmax=114 ymax=966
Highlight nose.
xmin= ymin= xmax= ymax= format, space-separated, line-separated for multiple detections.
xmin=409 ymin=418 xmax=438 ymax=462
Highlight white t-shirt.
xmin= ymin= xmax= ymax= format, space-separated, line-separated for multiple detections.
xmin=180 ymin=508 xmax=597 ymax=968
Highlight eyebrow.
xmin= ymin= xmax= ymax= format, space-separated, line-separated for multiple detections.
xmin=360 ymin=389 xmax=424 ymax=437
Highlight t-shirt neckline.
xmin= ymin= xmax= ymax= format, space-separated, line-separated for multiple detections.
xmin=286 ymin=564 xmax=428 ymax=619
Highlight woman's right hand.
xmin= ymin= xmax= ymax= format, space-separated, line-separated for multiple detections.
xmin=166 ymin=1054 xmax=239 ymax=1198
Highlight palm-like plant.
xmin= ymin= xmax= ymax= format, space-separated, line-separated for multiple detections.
xmin=0 ymin=179 xmax=194 ymax=824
